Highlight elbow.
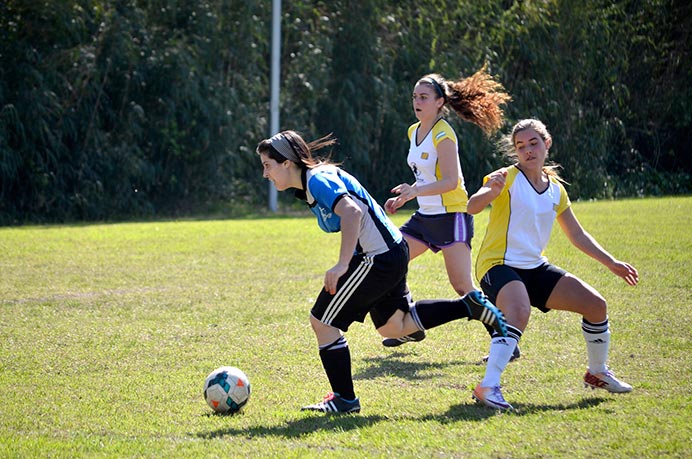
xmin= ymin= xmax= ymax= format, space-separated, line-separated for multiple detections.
xmin=346 ymin=204 xmax=363 ymax=223
xmin=441 ymin=180 xmax=458 ymax=194
xmin=466 ymin=204 xmax=480 ymax=215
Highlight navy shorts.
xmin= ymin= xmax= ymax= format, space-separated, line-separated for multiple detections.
xmin=480 ymin=263 xmax=566 ymax=312
xmin=311 ymin=240 xmax=412 ymax=332
xmin=400 ymin=211 xmax=474 ymax=253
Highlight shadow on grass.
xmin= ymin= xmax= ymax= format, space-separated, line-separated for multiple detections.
xmin=409 ymin=395 xmax=608 ymax=424
xmin=194 ymin=397 xmax=607 ymax=439
xmin=354 ymin=352 xmax=479 ymax=380
xmin=503 ymin=396 xmax=609 ymax=416
xmin=196 ymin=412 xmax=387 ymax=439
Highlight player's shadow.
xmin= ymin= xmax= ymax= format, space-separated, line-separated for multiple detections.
xmin=195 ymin=396 xmax=607 ymax=440
xmin=433 ymin=395 xmax=608 ymax=420
xmin=196 ymin=413 xmax=387 ymax=439
xmin=501 ymin=396 xmax=609 ymax=415
xmin=354 ymin=352 xmax=479 ymax=381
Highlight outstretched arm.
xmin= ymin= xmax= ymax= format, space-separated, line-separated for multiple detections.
xmin=557 ymin=208 xmax=639 ymax=286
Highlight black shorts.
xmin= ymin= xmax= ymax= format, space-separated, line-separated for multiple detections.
xmin=311 ymin=240 xmax=411 ymax=332
xmin=480 ymin=263 xmax=566 ymax=312
xmin=400 ymin=212 xmax=474 ymax=253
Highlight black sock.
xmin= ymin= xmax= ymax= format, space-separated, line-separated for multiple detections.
xmin=319 ymin=337 xmax=356 ymax=400
xmin=411 ymin=298 xmax=469 ymax=330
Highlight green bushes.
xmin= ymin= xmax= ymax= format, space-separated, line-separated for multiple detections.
xmin=1 ymin=0 xmax=689 ymax=223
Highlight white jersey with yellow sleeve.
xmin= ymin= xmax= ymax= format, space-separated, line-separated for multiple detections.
xmin=475 ymin=165 xmax=571 ymax=281
xmin=407 ymin=119 xmax=468 ymax=214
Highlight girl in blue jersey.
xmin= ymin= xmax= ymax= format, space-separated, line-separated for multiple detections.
xmin=467 ymin=119 xmax=639 ymax=411
xmin=382 ymin=66 xmax=514 ymax=352
xmin=256 ymin=130 xmax=508 ymax=413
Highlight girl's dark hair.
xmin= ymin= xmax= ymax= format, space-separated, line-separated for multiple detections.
xmin=419 ymin=64 xmax=511 ymax=136
xmin=256 ymin=130 xmax=339 ymax=169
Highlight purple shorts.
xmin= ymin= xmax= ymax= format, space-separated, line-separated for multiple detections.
xmin=400 ymin=211 xmax=474 ymax=252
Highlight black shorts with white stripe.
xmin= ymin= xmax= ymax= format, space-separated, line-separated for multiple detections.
xmin=311 ymin=241 xmax=410 ymax=332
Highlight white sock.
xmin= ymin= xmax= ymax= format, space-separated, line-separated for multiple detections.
xmin=582 ymin=318 xmax=610 ymax=374
xmin=481 ymin=336 xmax=518 ymax=388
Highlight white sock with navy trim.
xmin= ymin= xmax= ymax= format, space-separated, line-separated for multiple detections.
xmin=481 ymin=325 xmax=522 ymax=388
xmin=582 ymin=317 xmax=610 ymax=374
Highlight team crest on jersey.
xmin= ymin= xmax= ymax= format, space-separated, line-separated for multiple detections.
xmin=553 ymin=202 xmax=559 ymax=212
xmin=420 ymin=152 xmax=429 ymax=160
xmin=319 ymin=206 xmax=332 ymax=222
xmin=411 ymin=163 xmax=422 ymax=178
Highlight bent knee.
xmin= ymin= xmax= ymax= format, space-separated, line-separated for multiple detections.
xmin=583 ymin=295 xmax=608 ymax=320
xmin=515 ymin=303 xmax=531 ymax=324
xmin=450 ymin=281 xmax=476 ymax=297
xmin=500 ymin=302 xmax=531 ymax=329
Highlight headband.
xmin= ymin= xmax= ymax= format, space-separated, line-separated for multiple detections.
xmin=269 ymin=133 xmax=300 ymax=163
xmin=421 ymin=77 xmax=446 ymax=101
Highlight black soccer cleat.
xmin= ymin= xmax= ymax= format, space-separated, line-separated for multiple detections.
xmin=301 ymin=392 xmax=361 ymax=414
xmin=462 ymin=290 xmax=508 ymax=337
xmin=382 ymin=330 xmax=426 ymax=347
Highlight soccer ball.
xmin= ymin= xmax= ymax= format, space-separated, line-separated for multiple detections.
xmin=203 ymin=366 xmax=251 ymax=414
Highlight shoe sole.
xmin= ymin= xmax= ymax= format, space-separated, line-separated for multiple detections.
xmin=472 ymin=392 xmax=513 ymax=411
xmin=584 ymin=382 xmax=632 ymax=393
xmin=301 ymin=407 xmax=361 ymax=413
xmin=382 ymin=338 xmax=424 ymax=347
xmin=382 ymin=331 xmax=426 ymax=347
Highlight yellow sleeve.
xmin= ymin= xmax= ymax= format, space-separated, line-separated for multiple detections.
xmin=555 ymin=179 xmax=571 ymax=215
xmin=431 ymin=120 xmax=458 ymax=148
xmin=407 ymin=123 xmax=418 ymax=141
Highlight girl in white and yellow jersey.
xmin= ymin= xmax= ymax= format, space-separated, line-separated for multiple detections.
xmin=382 ymin=66 xmax=512 ymax=348
xmin=467 ymin=119 xmax=639 ymax=411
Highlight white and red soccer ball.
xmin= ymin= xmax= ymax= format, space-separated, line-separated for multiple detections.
xmin=203 ymin=366 xmax=251 ymax=414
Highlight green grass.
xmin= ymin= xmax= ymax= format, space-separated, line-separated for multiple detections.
xmin=1 ymin=196 xmax=690 ymax=458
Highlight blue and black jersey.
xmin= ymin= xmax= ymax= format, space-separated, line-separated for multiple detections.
xmin=295 ymin=165 xmax=403 ymax=256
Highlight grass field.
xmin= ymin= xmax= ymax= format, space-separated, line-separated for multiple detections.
xmin=1 ymin=196 xmax=691 ymax=458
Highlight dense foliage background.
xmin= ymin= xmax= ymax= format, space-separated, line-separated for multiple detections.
xmin=1 ymin=0 xmax=690 ymax=223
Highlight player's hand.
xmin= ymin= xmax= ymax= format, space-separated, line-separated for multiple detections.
xmin=324 ymin=262 xmax=349 ymax=295
xmin=390 ymin=183 xmax=418 ymax=203
xmin=608 ymin=260 xmax=639 ymax=286
xmin=486 ymin=169 xmax=507 ymax=192
xmin=384 ymin=197 xmax=403 ymax=214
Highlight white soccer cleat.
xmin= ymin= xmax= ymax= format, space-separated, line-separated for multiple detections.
xmin=583 ymin=369 xmax=633 ymax=393
xmin=472 ymin=384 xmax=514 ymax=411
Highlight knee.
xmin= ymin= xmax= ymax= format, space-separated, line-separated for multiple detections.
xmin=451 ymin=281 xmax=475 ymax=297
xmin=502 ymin=302 xmax=531 ymax=330
xmin=309 ymin=314 xmax=329 ymax=335
xmin=453 ymin=286 xmax=470 ymax=297
xmin=516 ymin=303 xmax=531 ymax=324
xmin=584 ymin=295 xmax=608 ymax=321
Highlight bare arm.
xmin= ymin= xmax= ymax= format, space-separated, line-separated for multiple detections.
xmin=467 ymin=168 xmax=507 ymax=215
xmin=557 ymin=207 xmax=639 ymax=286
xmin=385 ymin=138 xmax=459 ymax=214
xmin=324 ymin=196 xmax=362 ymax=294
